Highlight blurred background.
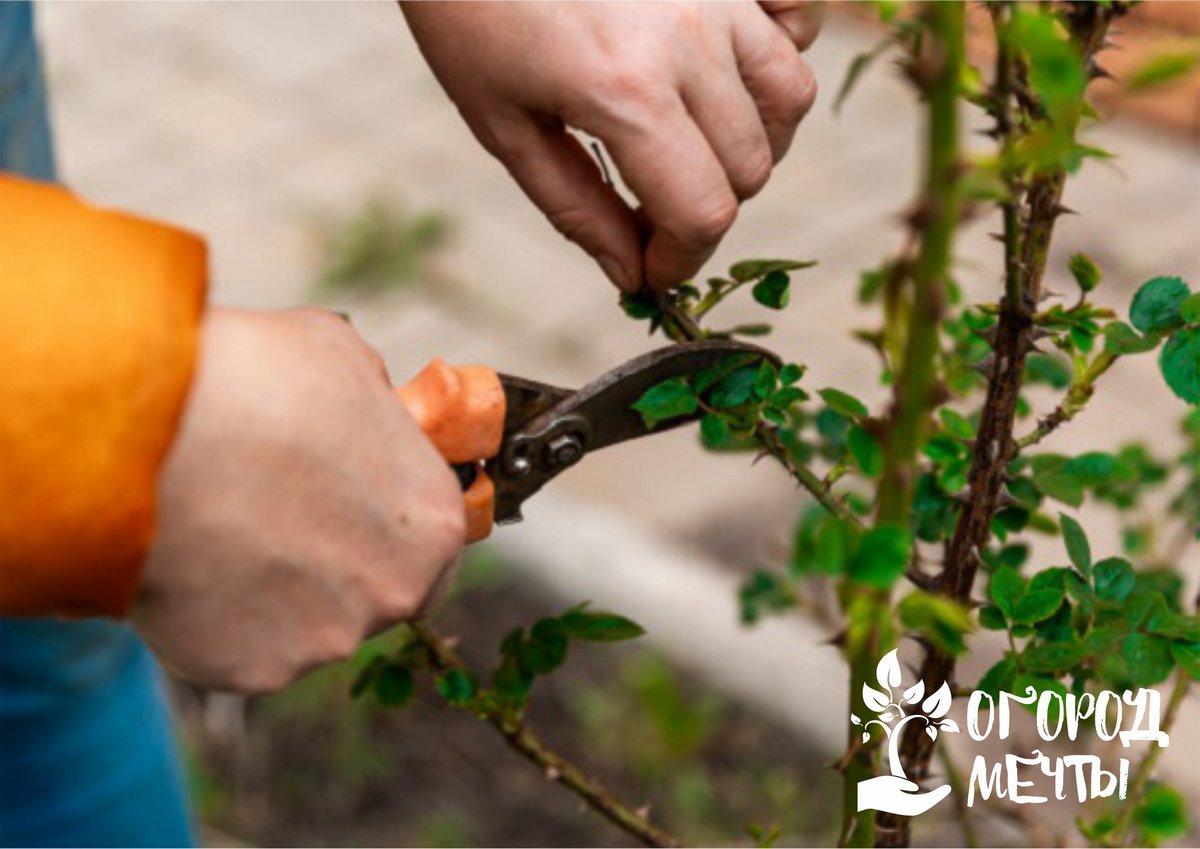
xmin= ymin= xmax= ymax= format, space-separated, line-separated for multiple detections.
xmin=34 ymin=2 xmax=1199 ymax=846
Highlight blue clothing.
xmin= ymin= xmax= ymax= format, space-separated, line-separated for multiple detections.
xmin=0 ymin=4 xmax=195 ymax=846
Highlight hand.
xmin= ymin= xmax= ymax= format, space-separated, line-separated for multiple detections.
xmin=402 ymin=1 xmax=821 ymax=290
xmin=132 ymin=308 xmax=466 ymax=693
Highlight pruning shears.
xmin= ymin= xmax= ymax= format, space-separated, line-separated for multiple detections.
xmin=396 ymin=340 xmax=780 ymax=542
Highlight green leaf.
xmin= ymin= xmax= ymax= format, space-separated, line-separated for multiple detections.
xmin=632 ymin=378 xmax=697 ymax=429
xmin=898 ymin=592 xmax=974 ymax=656
xmin=350 ymin=655 xmax=384 ymax=699
xmin=847 ymin=426 xmax=882 ymax=477
xmin=990 ymin=568 xmax=1025 ymax=619
xmin=1031 ymin=454 xmax=1084 ymax=507
xmin=1014 ymin=588 xmax=1065 ymax=626
xmin=979 ymin=605 xmax=1007 ymax=630
xmin=834 ymin=34 xmax=894 ymax=114
xmin=977 ymin=656 xmax=1017 ymax=698
xmin=1127 ymin=50 xmax=1200 ymax=92
xmin=1011 ymin=8 xmax=1087 ymax=116
xmin=1148 ymin=612 xmax=1200 ymax=643
xmin=620 ymin=290 xmax=659 ymax=320
xmin=709 ymin=367 xmax=760 ymax=409
xmin=1024 ymin=640 xmax=1087 ymax=673
xmin=813 ymin=516 xmax=854 ymax=576
xmin=1135 ymin=783 xmax=1190 ymax=840
xmin=519 ymin=619 xmax=569 ymax=674
xmin=729 ymin=258 xmax=816 ymax=282
xmin=848 ymin=525 xmax=910 ymax=589
xmin=1103 ymin=321 xmax=1159 ymax=355
xmin=754 ymin=360 xmax=778 ymax=401
xmin=492 ymin=659 xmax=533 ymax=702
xmin=435 ymin=668 xmax=477 ymax=706
xmin=1068 ymin=253 xmax=1101 ymax=292
xmin=1125 ymin=588 xmax=1170 ymax=630
xmin=1130 ymin=276 xmax=1190 ymax=334
xmin=1084 ymin=625 xmax=1126 ymax=653
xmin=559 ymin=609 xmax=645 ymax=642
xmin=1180 ymin=292 xmax=1200 ymax=324
xmin=699 ymin=413 xmax=730 ymax=449
xmin=818 ymin=388 xmax=869 ymax=421
xmin=769 ymin=386 xmax=809 ymax=408
xmin=1160 ymin=327 xmax=1200 ymax=404
xmin=1059 ymin=513 xmax=1091 ymax=576
xmin=1172 ymin=642 xmax=1200 ymax=679
xmin=938 ymin=408 xmax=976 ymax=439
xmin=1063 ymin=452 xmax=1135 ymax=488
xmin=752 ymin=271 xmax=791 ymax=310
xmin=1122 ymin=633 xmax=1174 ymax=686
xmin=1094 ymin=557 xmax=1136 ymax=603
xmin=780 ymin=363 xmax=804 ymax=385
xmin=738 ymin=570 xmax=796 ymax=624
xmin=1029 ymin=566 xmax=1072 ymax=595
xmin=374 ymin=664 xmax=415 ymax=707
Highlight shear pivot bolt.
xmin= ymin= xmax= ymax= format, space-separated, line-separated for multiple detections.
xmin=507 ymin=456 xmax=532 ymax=476
xmin=547 ymin=434 xmax=583 ymax=468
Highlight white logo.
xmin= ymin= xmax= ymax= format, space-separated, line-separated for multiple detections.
xmin=852 ymin=649 xmax=957 ymax=816
xmin=851 ymin=650 xmax=1171 ymax=817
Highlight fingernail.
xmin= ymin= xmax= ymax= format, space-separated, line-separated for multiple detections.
xmin=598 ymin=253 xmax=634 ymax=292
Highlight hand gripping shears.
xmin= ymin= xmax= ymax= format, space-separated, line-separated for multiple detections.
xmin=396 ymin=340 xmax=780 ymax=542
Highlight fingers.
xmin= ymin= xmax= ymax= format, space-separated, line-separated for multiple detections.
xmin=758 ymin=0 xmax=825 ymax=51
xmin=680 ymin=48 xmax=774 ymax=201
xmin=481 ymin=113 xmax=644 ymax=291
xmin=732 ymin=11 xmax=818 ymax=162
xmin=571 ymin=94 xmax=738 ymax=289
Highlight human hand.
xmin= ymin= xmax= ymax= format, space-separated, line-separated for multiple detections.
xmin=402 ymin=1 xmax=821 ymax=290
xmin=132 ymin=308 xmax=466 ymax=693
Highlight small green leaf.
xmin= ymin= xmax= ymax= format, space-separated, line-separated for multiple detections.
xmin=1014 ymin=588 xmax=1065 ymax=626
xmin=632 ymin=378 xmax=697 ymax=428
xmin=709 ymin=367 xmax=760 ymax=409
xmin=699 ymin=413 xmax=730 ymax=448
xmin=818 ymin=387 xmax=869 ymax=421
xmin=898 ymin=591 xmax=974 ymax=656
xmin=990 ymin=568 xmax=1025 ymax=619
xmin=1058 ymin=513 xmax=1091 ymax=576
xmin=1122 ymin=633 xmax=1174 ymax=686
xmin=847 ymin=426 xmax=882 ymax=477
xmin=374 ymin=664 xmax=415 ymax=707
xmin=779 ymin=363 xmax=804 ymax=385
xmin=1127 ymin=50 xmax=1200 ymax=92
xmin=729 ymin=258 xmax=816 ymax=282
xmin=938 ymin=408 xmax=976 ymax=439
xmin=769 ymin=386 xmax=808 ymax=408
xmin=1103 ymin=321 xmax=1159 ymax=355
xmin=1094 ymin=557 xmax=1136 ymax=603
xmin=350 ymin=655 xmax=384 ymax=699
xmin=519 ymin=618 xmax=569 ymax=674
xmin=1135 ymin=783 xmax=1190 ymax=841
xmin=1180 ymin=292 xmax=1200 ymax=324
xmin=1172 ymin=642 xmax=1200 ymax=679
xmin=1068 ymin=253 xmax=1101 ymax=292
xmin=1023 ymin=640 xmax=1087 ymax=673
xmin=1160 ymin=327 xmax=1200 ymax=404
xmin=979 ymin=605 xmax=1007 ymax=630
xmin=1084 ymin=625 xmax=1126 ymax=653
xmin=848 ymin=525 xmax=910 ymax=589
xmin=492 ymin=659 xmax=533 ymax=702
xmin=752 ymin=270 xmax=791 ymax=310
xmin=754 ymin=360 xmax=778 ymax=401
xmin=1148 ymin=612 xmax=1200 ymax=643
xmin=739 ymin=570 xmax=796 ymax=624
xmin=1130 ymin=276 xmax=1190 ymax=334
xmin=977 ymin=656 xmax=1017 ymax=698
xmin=435 ymin=668 xmax=477 ymax=706
xmin=834 ymin=34 xmax=894 ymax=114
xmin=559 ymin=609 xmax=645 ymax=642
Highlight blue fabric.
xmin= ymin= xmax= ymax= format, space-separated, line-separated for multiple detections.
xmin=0 ymin=4 xmax=195 ymax=846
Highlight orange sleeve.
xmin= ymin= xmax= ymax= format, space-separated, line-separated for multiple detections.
xmin=0 ymin=175 xmax=208 ymax=617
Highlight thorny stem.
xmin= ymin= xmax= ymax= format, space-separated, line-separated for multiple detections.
xmin=887 ymin=6 xmax=1124 ymax=848
xmin=864 ymin=4 xmax=964 ymax=848
xmin=1109 ymin=671 xmax=1191 ymax=847
xmin=1017 ymin=349 xmax=1116 ymax=448
xmin=411 ymin=622 xmax=683 ymax=849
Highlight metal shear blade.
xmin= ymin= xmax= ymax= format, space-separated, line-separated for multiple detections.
xmin=486 ymin=340 xmax=780 ymax=523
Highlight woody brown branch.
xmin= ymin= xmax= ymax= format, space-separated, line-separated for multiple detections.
xmin=875 ymin=5 xmax=1124 ymax=847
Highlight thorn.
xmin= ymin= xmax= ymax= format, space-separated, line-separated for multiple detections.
xmin=1030 ymin=327 xmax=1055 ymax=341
xmin=988 ymin=231 xmax=1005 ymax=244
xmin=1039 ymin=289 xmax=1063 ymax=304
xmin=1017 ymin=335 xmax=1046 ymax=356
xmin=1087 ymin=59 xmax=1116 ymax=82
xmin=974 ymin=325 xmax=1000 ymax=347
xmin=995 ymin=486 xmax=1021 ymax=510
xmin=1050 ymin=203 xmax=1078 ymax=218
xmin=635 ymin=805 xmax=652 ymax=820
xmin=971 ymin=354 xmax=996 ymax=380
xmin=751 ymin=449 xmax=772 ymax=467
xmin=952 ymin=489 xmax=972 ymax=506
xmin=824 ymin=629 xmax=847 ymax=649
xmin=907 ymin=568 xmax=940 ymax=592
xmin=545 ymin=765 xmax=562 ymax=782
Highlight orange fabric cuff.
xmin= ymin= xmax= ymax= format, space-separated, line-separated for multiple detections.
xmin=0 ymin=175 xmax=208 ymax=617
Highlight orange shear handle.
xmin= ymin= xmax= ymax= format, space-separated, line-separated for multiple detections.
xmin=395 ymin=359 xmax=505 ymax=543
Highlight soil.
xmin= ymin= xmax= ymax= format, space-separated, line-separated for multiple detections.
xmin=177 ymin=553 xmax=843 ymax=848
